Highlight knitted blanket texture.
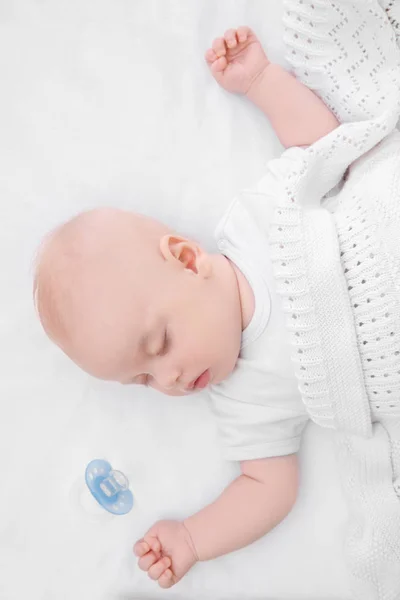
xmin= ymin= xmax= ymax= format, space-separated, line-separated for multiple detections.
xmin=258 ymin=1 xmax=400 ymax=597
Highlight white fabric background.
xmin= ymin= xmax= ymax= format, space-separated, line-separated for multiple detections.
xmin=0 ymin=1 xmax=352 ymax=598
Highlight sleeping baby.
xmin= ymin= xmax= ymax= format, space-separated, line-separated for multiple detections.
xmin=34 ymin=1 xmax=400 ymax=593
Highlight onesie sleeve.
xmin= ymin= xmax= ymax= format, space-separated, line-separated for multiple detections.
xmin=209 ymin=374 xmax=309 ymax=462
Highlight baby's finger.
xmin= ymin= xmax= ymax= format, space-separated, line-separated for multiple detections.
xmin=237 ymin=26 xmax=251 ymax=43
xmin=158 ymin=569 xmax=174 ymax=589
xmin=204 ymin=48 xmax=217 ymax=64
xmin=148 ymin=557 xmax=171 ymax=581
xmin=224 ymin=29 xmax=238 ymax=49
xmin=133 ymin=540 xmax=149 ymax=557
xmin=210 ymin=56 xmax=227 ymax=74
xmin=138 ymin=551 xmax=158 ymax=572
xmin=212 ymin=37 xmax=226 ymax=58
xmin=143 ymin=535 xmax=161 ymax=556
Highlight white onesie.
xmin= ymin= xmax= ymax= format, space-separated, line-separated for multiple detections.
xmin=209 ymin=193 xmax=308 ymax=462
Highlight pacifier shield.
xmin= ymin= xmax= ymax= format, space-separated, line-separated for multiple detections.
xmin=85 ymin=459 xmax=134 ymax=515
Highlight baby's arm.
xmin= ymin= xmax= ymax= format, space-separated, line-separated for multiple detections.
xmin=206 ymin=27 xmax=339 ymax=148
xmin=134 ymin=454 xmax=298 ymax=588
xmin=184 ymin=454 xmax=298 ymax=559
xmin=246 ymin=63 xmax=339 ymax=148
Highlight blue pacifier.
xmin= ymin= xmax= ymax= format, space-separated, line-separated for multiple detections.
xmin=85 ymin=459 xmax=134 ymax=515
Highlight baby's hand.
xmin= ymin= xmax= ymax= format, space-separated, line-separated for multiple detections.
xmin=205 ymin=27 xmax=270 ymax=95
xmin=133 ymin=520 xmax=198 ymax=589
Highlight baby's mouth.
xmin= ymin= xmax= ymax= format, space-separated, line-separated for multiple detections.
xmin=190 ymin=369 xmax=211 ymax=391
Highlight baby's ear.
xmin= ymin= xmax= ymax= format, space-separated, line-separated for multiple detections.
xmin=159 ymin=235 xmax=211 ymax=278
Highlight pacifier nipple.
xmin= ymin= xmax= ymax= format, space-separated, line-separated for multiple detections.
xmin=99 ymin=470 xmax=128 ymax=497
xmin=85 ymin=459 xmax=134 ymax=515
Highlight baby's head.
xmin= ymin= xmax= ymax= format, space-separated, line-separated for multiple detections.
xmin=34 ymin=208 xmax=243 ymax=395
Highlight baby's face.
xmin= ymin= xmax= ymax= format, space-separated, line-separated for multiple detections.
xmin=58 ymin=230 xmax=243 ymax=396
xmin=115 ymin=261 xmax=240 ymax=395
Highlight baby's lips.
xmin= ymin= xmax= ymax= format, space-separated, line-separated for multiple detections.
xmin=193 ymin=369 xmax=211 ymax=390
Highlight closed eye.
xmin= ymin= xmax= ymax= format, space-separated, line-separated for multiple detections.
xmin=159 ymin=329 xmax=170 ymax=356
xmin=125 ymin=329 xmax=169 ymax=387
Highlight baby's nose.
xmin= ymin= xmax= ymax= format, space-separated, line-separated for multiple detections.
xmin=154 ymin=365 xmax=181 ymax=390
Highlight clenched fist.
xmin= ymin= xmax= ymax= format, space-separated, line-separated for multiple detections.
xmin=205 ymin=26 xmax=270 ymax=94
xmin=134 ymin=520 xmax=198 ymax=589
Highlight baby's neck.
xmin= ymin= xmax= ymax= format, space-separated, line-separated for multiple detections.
xmin=212 ymin=254 xmax=255 ymax=331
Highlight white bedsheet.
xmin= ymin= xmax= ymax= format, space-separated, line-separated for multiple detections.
xmin=0 ymin=1 xmax=352 ymax=598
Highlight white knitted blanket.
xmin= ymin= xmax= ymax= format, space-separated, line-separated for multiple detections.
xmin=257 ymin=1 xmax=400 ymax=598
